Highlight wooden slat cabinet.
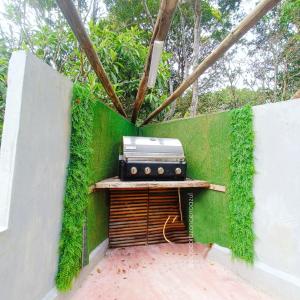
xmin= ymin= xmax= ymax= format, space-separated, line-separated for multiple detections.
xmin=108 ymin=188 xmax=190 ymax=248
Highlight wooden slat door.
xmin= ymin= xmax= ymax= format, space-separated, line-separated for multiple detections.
xmin=108 ymin=188 xmax=189 ymax=248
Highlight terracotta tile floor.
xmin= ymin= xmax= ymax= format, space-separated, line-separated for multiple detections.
xmin=71 ymin=243 xmax=271 ymax=300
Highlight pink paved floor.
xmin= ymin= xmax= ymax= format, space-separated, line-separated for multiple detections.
xmin=71 ymin=243 xmax=271 ymax=300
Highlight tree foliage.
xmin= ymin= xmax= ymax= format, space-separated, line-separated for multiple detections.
xmin=0 ymin=0 xmax=298 ymax=137
xmin=0 ymin=0 xmax=170 ymax=133
xmin=0 ymin=41 xmax=9 ymax=137
xmin=244 ymin=0 xmax=299 ymax=102
xmin=175 ymin=87 xmax=268 ymax=118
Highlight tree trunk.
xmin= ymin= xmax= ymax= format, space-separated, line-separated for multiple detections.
xmin=142 ymin=0 xmax=154 ymax=28
xmin=92 ymin=0 xmax=99 ymax=23
xmin=281 ymin=60 xmax=288 ymax=101
xmin=164 ymin=79 xmax=175 ymax=120
xmin=178 ymin=4 xmax=189 ymax=79
xmin=273 ymin=57 xmax=278 ymax=102
xmin=189 ymin=0 xmax=201 ymax=117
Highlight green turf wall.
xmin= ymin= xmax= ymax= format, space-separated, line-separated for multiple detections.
xmin=141 ymin=112 xmax=232 ymax=248
xmin=88 ymin=102 xmax=137 ymax=253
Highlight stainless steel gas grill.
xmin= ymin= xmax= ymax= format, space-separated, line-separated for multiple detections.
xmin=119 ymin=136 xmax=187 ymax=181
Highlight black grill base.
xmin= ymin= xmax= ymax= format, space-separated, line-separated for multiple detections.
xmin=119 ymin=160 xmax=187 ymax=181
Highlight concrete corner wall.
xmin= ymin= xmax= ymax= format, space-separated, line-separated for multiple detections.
xmin=0 ymin=51 xmax=72 ymax=300
xmin=209 ymin=99 xmax=300 ymax=300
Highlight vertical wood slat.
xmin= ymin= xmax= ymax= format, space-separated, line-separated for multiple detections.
xmin=109 ymin=188 xmax=148 ymax=248
xmin=146 ymin=188 xmax=150 ymax=245
xmin=109 ymin=188 xmax=190 ymax=248
xmin=131 ymin=0 xmax=179 ymax=123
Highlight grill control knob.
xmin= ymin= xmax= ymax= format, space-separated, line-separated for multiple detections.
xmin=157 ymin=167 xmax=164 ymax=175
xmin=144 ymin=167 xmax=151 ymax=175
xmin=130 ymin=166 xmax=138 ymax=175
xmin=175 ymin=167 xmax=182 ymax=175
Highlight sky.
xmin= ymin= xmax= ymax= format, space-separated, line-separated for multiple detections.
xmin=0 ymin=0 xmax=258 ymax=20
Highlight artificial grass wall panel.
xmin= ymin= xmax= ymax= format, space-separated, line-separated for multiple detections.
xmin=141 ymin=112 xmax=232 ymax=248
xmin=229 ymin=106 xmax=255 ymax=263
xmin=88 ymin=101 xmax=137 ymax=252
xmin=87 ymin=191 xmax=109 ymax=254
xmin=192 ymin=190 xmax=230 ymax=246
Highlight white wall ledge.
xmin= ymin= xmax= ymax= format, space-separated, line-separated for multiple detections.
xmin=0 ymin=51 xmax=27 ymax=232
xmin=209 ymin=244 xmax=300 ymax=300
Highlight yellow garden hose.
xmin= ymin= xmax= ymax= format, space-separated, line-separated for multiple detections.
xmin=163 ymin=215 xmax=178 ymax=244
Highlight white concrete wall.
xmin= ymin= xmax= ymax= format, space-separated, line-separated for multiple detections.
xmin=209 ymin=99 xmax=300 ymax=300
xmin=0 ymin=51 xmax=72 ymax=300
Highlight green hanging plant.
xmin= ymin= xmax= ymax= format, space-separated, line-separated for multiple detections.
xmin=56 ymin=84 xmax=95 ymax=291
xmin=229 ymin=105 xmax=255 ymax=263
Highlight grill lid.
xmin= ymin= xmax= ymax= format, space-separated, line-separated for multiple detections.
xmin=122 ymin=136 xmax=185 ymax=162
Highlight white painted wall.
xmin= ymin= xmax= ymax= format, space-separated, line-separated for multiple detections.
xmin=0 ymin=51 xmax=72 ymax=300
xmin=209 ymin=99 xmax=300 ymax=300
